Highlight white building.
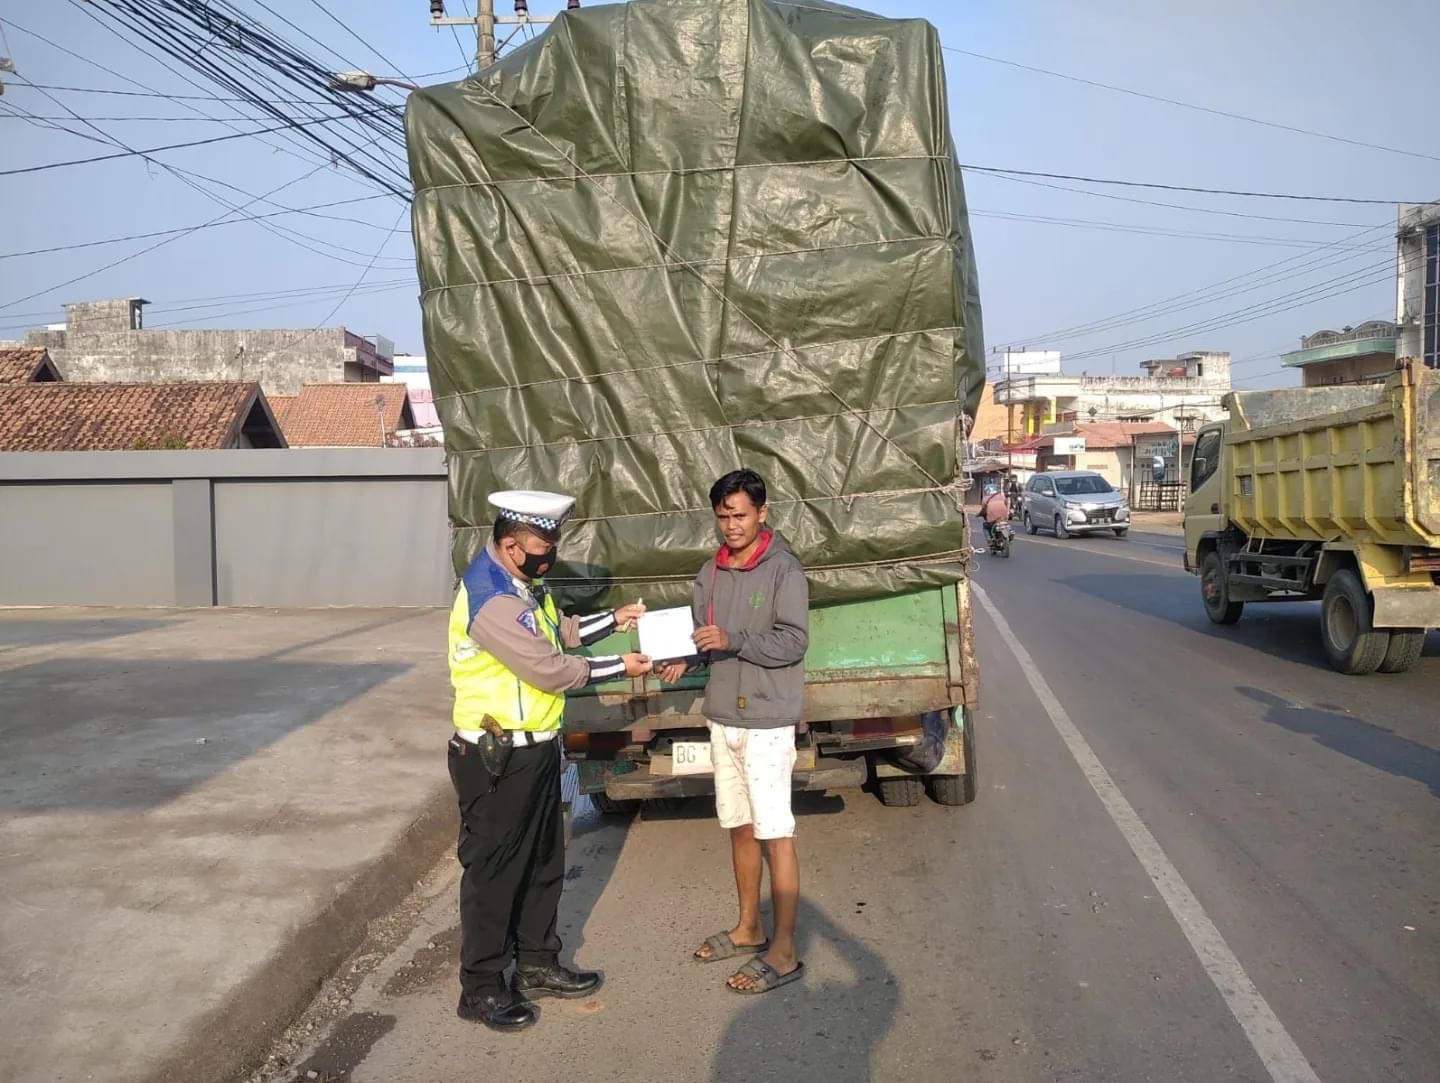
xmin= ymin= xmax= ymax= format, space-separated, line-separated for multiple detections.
xmin=382 ymin=353 xmax=440 ymax=428
xmin=1396 ymin=202 xmax=1440 ymax=369
xmin=995 ymin=350 xmax=1231 ymax=438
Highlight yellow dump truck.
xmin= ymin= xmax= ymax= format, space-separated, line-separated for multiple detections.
xmin=1184 ymin=360 xmax=1440 ymax=674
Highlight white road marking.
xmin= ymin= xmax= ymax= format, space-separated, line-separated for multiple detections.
xmin=972 ymin=583 xmax=1322 ymax=1083
xmin=1022 ymin=534 xmax=1184 ymax=571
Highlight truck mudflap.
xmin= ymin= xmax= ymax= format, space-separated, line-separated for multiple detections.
xmin=1371 ymin=586 xmax=1440 ymax=629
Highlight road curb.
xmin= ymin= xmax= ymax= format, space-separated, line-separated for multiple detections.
xmin=143 ymin=778 xmax=457 ymax=1083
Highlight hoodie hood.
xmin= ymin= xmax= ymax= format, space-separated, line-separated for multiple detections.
xmin=715 ymin=529 xmax=795 ymax=571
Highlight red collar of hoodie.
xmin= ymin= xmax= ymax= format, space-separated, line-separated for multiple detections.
xmin=715 ymin=528 xmax=773 ymax=571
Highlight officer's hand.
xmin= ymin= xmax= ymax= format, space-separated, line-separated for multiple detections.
xmin=658 ymin=661 xmax=688 ymax=684
xmin=613 ymin=601 xmax=647 ymax=632
xmin=693 ymin=625 xmax=730 ymax=652
xmin=621 ymin=653 xmax=653 ymax=677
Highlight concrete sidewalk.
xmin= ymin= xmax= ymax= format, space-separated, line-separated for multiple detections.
xmin=0 ymin=608 xmax=454 ymax=1083
xmin=1129 ymin=510 xmax=1183 ymax=536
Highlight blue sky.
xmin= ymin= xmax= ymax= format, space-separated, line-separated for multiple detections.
xmin=2 ymin=0 xmax=1436 ymax=389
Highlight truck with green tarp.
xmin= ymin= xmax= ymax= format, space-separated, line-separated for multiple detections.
xmin=405 ymin=0 xmax=985 ymax=808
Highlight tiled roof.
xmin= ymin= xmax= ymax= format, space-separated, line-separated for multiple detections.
xmin=267 ymin=394 xmax=298 ymax=434
xmin=1071 ymin=421 xmax=1180 ymax=449
xmin=0 ymin=382 xmax=270 ymax=450
xmin=0 ymin=347 xmax=59 ymax=383
xmin=274 ymin=383 xmax=415 ymax=447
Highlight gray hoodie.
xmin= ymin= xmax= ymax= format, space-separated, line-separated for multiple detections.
xmin=691 ymin=530 xmax=809 ymax=728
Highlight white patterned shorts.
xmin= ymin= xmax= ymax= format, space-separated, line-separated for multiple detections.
xmin=709 ymin=722 xmax=797 ymax=840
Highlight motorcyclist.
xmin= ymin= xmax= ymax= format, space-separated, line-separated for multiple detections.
xmin=979 ymin=483 xmax=1009 ymax=548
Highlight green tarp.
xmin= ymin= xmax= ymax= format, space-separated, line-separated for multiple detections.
xmin=405 ymin=0 xmax=984 ymax=608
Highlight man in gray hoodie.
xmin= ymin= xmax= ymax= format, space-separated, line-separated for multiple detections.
xmin=660 ymin=469 xmax=809 ymax=994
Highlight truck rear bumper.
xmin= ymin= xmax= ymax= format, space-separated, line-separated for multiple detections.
xmin=604 ymin=757 xmax=868 ymax=801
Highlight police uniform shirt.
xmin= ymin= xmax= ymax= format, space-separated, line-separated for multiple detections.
xmin=466 ymin=542 xmax=628 ymax=691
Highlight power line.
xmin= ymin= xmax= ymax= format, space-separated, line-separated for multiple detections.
xmin=0 ymin=110 xmax=381 ymax=123
xmin=964 ymin=165 xmax=1436 ymax=207
xmin=966 ymin=170 xmax=1377 ymax=228
xmin=768 ymin=1 xmax=1439 ymax=165
xmin=1060 ymin=260 xmax=1407 ymax=363
xmin=1 ymin=88 xmax=412 ymax=269
xmin=969 ymin=209 xmax=1384 ymax=251
xmin=248 ymin=205 xmax=409 ymax=364
xmin=8 ymin=13 xmax=348 ymax=177
xmin=0 ymin=194 xmax=397 ymax=259
xmin=59 ymin=2 xmax=412 ymax=195
xmin=943 ymin=46 xmax=1440 ymax=165
xmin=0 ymin=159 xmax=354 ymax=311
xmin=0 ymin=105 xmax=394 ymax=177
xmin=1000 ymin=224 xmax=1393 ymax=346
xmin=13 ymin=84 xmax=357 ymax=106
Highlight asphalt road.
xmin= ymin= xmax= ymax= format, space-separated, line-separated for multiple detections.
xmin=275 ymin=530 xmax=1440 ymax=1083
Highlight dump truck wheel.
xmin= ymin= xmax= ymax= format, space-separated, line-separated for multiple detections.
xmin=878 ymin=778 xmax=924 ymax=807
xmin=1378 ymin=629 xmax=1426 ymax=674
xmin=1201 ymin=551 xmax=1243 ymax=625
xmin=1321 ymin=570 xmax=1389 ymax=675
xmin=590 ymin=793 xmax=639 ymax=817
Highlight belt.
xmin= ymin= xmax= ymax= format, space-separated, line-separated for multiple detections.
xmin=455 ymin=728 xmax=558 ymax=747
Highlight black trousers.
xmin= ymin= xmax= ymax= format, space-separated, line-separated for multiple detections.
xmin=448 ymin=737 xmax=565 ymax=995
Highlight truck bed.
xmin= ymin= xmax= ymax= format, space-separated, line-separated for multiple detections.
xmin=1222 ymin=364 xmax=1440 ymax=546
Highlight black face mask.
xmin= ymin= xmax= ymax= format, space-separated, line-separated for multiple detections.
xmin=515 ymin=545 xmax=557 ymax=580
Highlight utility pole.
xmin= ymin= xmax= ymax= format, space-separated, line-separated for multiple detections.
xmin=430 ymin=1 xmax=572 ymax=70
xmin=476 ymin=0 xmax=495 ymax=69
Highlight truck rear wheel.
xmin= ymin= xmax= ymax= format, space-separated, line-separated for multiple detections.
xmin=877 ymin=777 xmax=924 ymax=807
xmin=1321 ymin=569 xmax=1389 ymax=675
xmin=1378 ymin=629 xmax=1426 ymax=674
xmin=1201 ymin=551 xmax=1243 ymax=625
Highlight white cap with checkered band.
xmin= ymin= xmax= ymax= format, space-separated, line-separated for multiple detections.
xmin=487 ymin=490 xmax=576 ymax=533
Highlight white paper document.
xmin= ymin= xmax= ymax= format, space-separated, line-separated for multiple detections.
xmin=637 ymin=606 xmax=698 ymax=662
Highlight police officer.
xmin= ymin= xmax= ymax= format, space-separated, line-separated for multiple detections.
xmin=448 ymin=489 xmax=651 ymax=1031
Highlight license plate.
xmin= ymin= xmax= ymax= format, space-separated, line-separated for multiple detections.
xmin=671 ymin=741 xmax=713 ymax=776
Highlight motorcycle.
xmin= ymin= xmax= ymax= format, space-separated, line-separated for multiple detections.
xmin=988 ymin=520 xmax=1013 ymax=558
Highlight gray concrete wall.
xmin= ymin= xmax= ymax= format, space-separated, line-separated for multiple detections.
xmin=29 ymin=326 xmax=357 ymax=396
xmin=0 ymin=450 xmax=451 ymax=608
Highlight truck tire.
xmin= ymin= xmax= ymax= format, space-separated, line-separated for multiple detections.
xmin=1321 ymin=569 xmax=1389 ymax=675
xmin=590 ymin=793 xmax=639 ymax=817
xmin=1378 ymin=629 xmax=1426 ymax=674
xmin=927 ymin=775 xmax=972 ymax=806
xmin=1201 ymin=550 xmax=1243 ymax=625
xmin=878 ymin=777 xmax=924 ymax=807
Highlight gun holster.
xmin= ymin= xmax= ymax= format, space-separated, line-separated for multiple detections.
xmin=476 ymin=730 xmax=514 ymax=792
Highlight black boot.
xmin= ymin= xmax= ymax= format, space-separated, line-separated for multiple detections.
xmin=456 ymin=986 xmax=538 ymax=1031
xmin=512 ymin=962 xmax=603 ymax=1000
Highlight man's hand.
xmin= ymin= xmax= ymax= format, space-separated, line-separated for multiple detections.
xmin=658 ymin=661 xmax=688 ymax=684
xmin=621 ymin=653 xmax=653 ymax=677
xmin=613 ymin=601 xmax=646 ymax=632
xmin=693 ymin=625 xmax=730 ymax=653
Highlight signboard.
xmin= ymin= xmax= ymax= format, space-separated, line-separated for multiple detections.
xmin=1000 ymin=349 xmax=1062 ymax=376
xmin=1053 ymin=436 xmax=1087 ymax=456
